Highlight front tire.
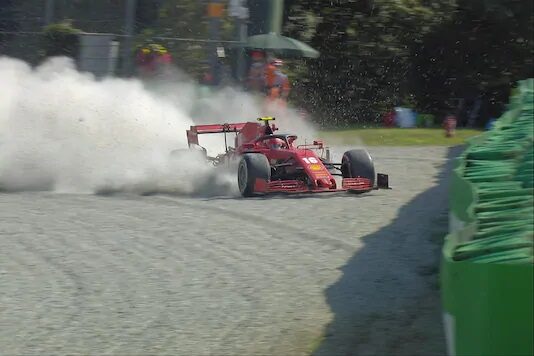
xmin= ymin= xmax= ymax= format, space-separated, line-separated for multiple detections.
xmin=238 ymin=153 xmax=271 ymax=197
xmin=341 ymin=149 xmax=376 ymax=187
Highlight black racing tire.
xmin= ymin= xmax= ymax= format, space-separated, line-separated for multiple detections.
xmin=238 ymin=153 xmax=271 ymax=197
xmin=341 ymin=149 xmax=376 ymax=186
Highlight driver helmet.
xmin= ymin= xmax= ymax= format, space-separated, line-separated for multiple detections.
xmin=268 ymin=137 xmax=286 ymax=149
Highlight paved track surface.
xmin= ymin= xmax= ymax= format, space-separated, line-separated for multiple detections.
xmin=0 ymin=146 xmax=455 ymax=355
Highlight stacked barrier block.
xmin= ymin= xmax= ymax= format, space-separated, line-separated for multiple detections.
xmin=441 ymin=79 xmax=534 ymax=356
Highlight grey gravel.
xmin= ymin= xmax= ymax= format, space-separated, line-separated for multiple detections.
xmin=0 ymin=146 xmax=455 ymax=355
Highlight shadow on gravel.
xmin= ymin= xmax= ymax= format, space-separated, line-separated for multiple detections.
xmin=312 ymin=145 xmax=465 ymax=356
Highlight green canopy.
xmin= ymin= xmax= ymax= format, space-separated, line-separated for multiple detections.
xmin=244 ymin=32 xmax=320 ymax=59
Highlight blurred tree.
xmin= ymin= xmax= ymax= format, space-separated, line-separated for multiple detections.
xmin=0 ymin=0 xmax=47 ymax=64
xmin=0 ymin=0 xmax=18 ymax=31
xmin=136 ymin=0 xmax=161 ymax=31
xmin=284 ymin=0 xmax=532 ymax=127
xmin=411 ymin=0 xmax=534 ymax=125
xmin=284 ymin=0 xmax=456 ymax=126
xmin=41 ymin=20 xmax=81 ymax=59
xmin=50 ymin=0 xmax=124 ymax=33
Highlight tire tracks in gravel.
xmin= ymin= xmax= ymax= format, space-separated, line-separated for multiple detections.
xmin=52 ymin=216 xmax=175 ymax=354
xmin=117 ymin=195 xmax=325 ymax=353
xmin=151 ymin=195 xmax=357 ymax=252
xmin=10 ymin=222 xmax=143 ymax=353
xmin=4 ymin=195 xmax=290 ymax=354
xmin=0 ymin=146 xmax=454 ymax=355
xmin=147 ymin=194 xmax=360 ymax=291
xmin=143 ymin=195 xmax=365 ymax=354
xmin=1 ymin=230 xmax=85 ymax=354
xmin=34 ymin=201 xmax=249 ymax=355
xmin=80 ymin=209 xmax=258 ymax=354
xmin=2 ymin=201 xmax=179 ymax=354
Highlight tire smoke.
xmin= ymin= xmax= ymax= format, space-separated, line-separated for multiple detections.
xmin=0 ymin=56 xmax=316 ymax=196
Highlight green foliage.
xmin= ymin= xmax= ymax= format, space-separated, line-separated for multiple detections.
xmin=134 ymin=0 xmax=236 ymax=78
xmin=41 ymin=21 xmax=81 ymax=59
xmin=411 ymin=0 xmax=534 ymax=121
xmin=284 ymin=0 xmax=533 ymax=127
xmin=417 ymin=113 xmax=436 ymax=127
xmin=284 ymin=0 xmax=456 ymax=126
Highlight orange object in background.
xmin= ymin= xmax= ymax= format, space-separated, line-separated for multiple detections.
xmin=278 ymin=74 xmax=290 ymax=100
xmin=207 ymin=3 xmax=224 ymax=17
xmin=265 ymin=62 xmax=276 ymax=89
xmin=271 ymin=59 xmax=290 ymax=100
xmin=247 ymin=51 xmax=266 ymax=92
xmin=264 ymin=86 xmax=288 ymax=113
xmin=268 ymin=86 xmax=281 ymax=100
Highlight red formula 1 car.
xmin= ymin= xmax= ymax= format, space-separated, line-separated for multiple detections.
xmin=186 ymin=117 xmax=389 ymax=197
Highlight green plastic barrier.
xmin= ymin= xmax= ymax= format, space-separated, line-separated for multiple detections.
xmin=442 ymin=234 xmax=533 ymax=355
xmin=442 ymin=78 xmax=534 ymax=356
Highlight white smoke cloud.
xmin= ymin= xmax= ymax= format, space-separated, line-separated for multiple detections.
xmin=0 ymin=56 xmax=317 ymax=196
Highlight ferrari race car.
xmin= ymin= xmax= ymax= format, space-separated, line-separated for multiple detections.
xmin=186 ymin=117 xmax=389 ymax=197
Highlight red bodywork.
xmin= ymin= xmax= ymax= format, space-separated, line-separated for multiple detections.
xmin=186 ymin=120 xmax=374 ymax=194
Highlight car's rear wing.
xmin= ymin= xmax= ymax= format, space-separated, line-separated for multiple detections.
xmin=186 ymin=123 xmax=248 ymax=147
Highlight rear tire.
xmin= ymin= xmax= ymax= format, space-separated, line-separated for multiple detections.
xmin=238 ymin=153 xmax=271 ymax=197
xmin=341 ymin=149 xmax=375 ymax=187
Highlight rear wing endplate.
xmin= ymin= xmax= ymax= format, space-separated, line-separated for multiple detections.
xmin=186 ymin=122 xmax=248 ymax=147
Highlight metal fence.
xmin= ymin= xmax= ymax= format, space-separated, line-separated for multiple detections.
xmin=0 ymin=31 xmax=45 ymax=66
xmin=0 ymin=30 xmax=242 ymax=83
xmin=135 ymin=35 xmax=241 ymax=83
